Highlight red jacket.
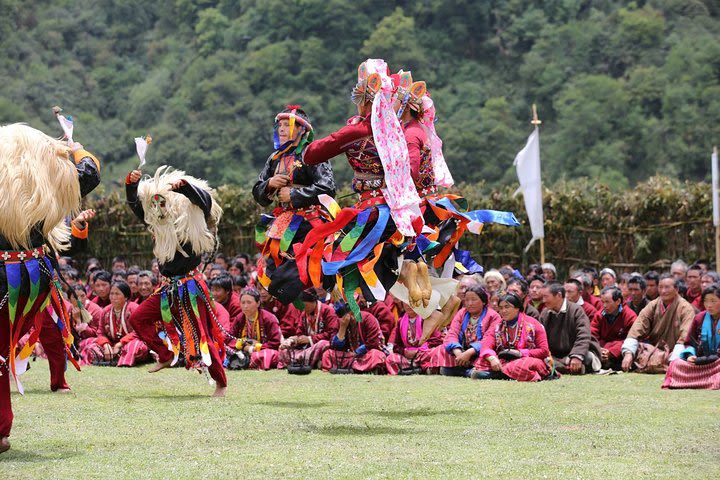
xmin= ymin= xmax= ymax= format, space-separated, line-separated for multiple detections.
xmin=96 ymin=302 xmax=139 ymax=347
xmin=365 ymin=301 xmax=395 ymax=343
xmin=583 ymin=292 xmax=603 ymax=311
xmin=221 ymin=291 xmax=243 ymax=323
xmin=590 ymin=305 xmax=637 ymax=354
xmin=303 ymin=116 xmax=372 ymax=166
xmin=77 ymin=299 xmax=104 ymax=339
xmin=294 ymin=302 xmax=339 ymax=344
xmin=227 ymin=308 xmax=281 ymax=351
xmin=579 ymin=300 xmax=600 ymax=324
xmin=261 ymin=298 xmax=301 ymax=338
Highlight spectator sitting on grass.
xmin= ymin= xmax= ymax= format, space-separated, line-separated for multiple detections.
xmin=592 ymin=286 xmax=637 ymax=371
xmin=541 ymin=262 xmax=557 ymax=281
xmin=483 ymin=270 xmax=506 ymax=296
xmin=472 ymin=293 xmax=552 ymax=382
xmin=135 ymin=270 xmax=157 ymax=304
xmin=126 ymin=267 xmax=141 ymax=302
xmin=438 ymin=286 xmax=499 ymax=378
xmin=90 ymin=270 xmax=112 ymax=308
xmin=209 ymin=274 xmax=242 ymax=322
xmin=540 ymin=281 xmax=601 ymax=375
xmin=644 ymin=270 xmax=660 ymax=301
xmin=527 ymin=275 xmax=546 ymax=314
xmin=564 ymin=278 xmax=599 ymax=324
xmin=507 ymin=278 xmax=540 ymax=320
xmin=321 ymin=302 xmax=387 ymax=374
xmin=621 ymin=274 xmax=695 ymax=373
xmin=225 ymin=288 xmax=281 ymax=370
xmin=663 ymin=284 xmax=720 ymax=390
xmin=626 ymin=275 xmax=648 ymax=315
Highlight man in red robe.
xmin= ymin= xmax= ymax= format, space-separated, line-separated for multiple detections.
xmin=321 ymin=304 xmax=386 ymax=374
xmin=573 ymin=272 xmax=603 ymax=311
xmin=89 ymin=270 xmax=112 ymax=307
xmin=684 ymin=264 xmax=703 ymax=306
xmin=135 ymin=271 xmax=156 ymax=305
xmin=592 ymin=286 xmax=637 ymax=370
xmin=209 ymin=274 xmax=242 ymax=322
xmin=258 ymin=283 xmax=300 ymax=338
xmin=358 ymin=292 xmax=394 ymax=343
xmin=564 ymin=278 xmax=600 ymax=323
xmin=278 ymin=289 xmax=339 ymax=369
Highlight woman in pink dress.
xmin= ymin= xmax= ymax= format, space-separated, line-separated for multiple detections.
xmin=80 ymin=281 xmax=149 ymax=367
xmin=385 ymin=302 xmax=442 ymax=375
xmin=473 ymin=293 xmax=552 ymax=381
xmin=429 ymin=285 xmax=500 ymax=377
xmin=224 ymin=288 xmax=282 ymax=370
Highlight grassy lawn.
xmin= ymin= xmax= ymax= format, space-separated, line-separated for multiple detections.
xmin=1 ymin=362 xmax=718 ymax=479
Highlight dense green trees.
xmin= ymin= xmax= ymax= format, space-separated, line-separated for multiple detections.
xmin=0 ymin=0 xmax=718 ymax=190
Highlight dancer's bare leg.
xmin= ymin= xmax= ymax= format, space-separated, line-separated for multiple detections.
xmin=418 ymin=294 xmax=461 ymax=345
xmin=416 ymin=262 xmax=432 ymax=308
xmin=400 ymin=261 xmax=422 ymax=308
xmin=212 ymin=385 xmax=227 ymax=397
xmin=148 ymin=358 xmax=172 ymax=373
xmin=0 ymin=436 xmax=9 ymax=454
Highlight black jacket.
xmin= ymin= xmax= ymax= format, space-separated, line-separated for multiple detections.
xmin=252 ymin=152 xmax=335 ymax=209
xmin=126 ymin=179 xmax=215 ymax=278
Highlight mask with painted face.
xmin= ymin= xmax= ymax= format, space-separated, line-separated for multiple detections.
xmin=151 ymin=193 xmax=168 ymax=221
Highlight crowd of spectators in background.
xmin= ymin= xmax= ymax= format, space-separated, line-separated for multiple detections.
xmin=47 ymin=254 xmax=718 ymax=389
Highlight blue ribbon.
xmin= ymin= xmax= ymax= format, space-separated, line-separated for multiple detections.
xmin=431 ymin=197 xmax=521 ymax=227
xmin=453 ymin=248 xmax=484 ymax=274
xmin=322 ymin=205 xmax=391 ymax=275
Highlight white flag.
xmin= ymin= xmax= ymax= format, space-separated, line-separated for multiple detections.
xmin=56 ymin=114 xmax=74 ymax=143
xmin=713 ymin=147 xmax=719 ymax=227
xmin=513 ymin=127 xmax=544 ymax=252
xmin=135 ymin=136 xmax=151 ymax=168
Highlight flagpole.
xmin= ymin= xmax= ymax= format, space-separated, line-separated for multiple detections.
xmin=714 ymin=146 xmax=719 ymax=268
xmin=531 ymin=104 xmax=544 ymax=264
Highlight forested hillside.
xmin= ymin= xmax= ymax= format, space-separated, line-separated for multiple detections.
xmin=1 ymin=0 xmax=719 ymax=190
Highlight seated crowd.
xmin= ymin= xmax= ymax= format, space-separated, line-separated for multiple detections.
xmin=46 ymin=254 xmax=719 ymax=389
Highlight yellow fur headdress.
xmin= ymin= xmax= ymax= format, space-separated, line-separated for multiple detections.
xmin=136 ymin=166 xmax=223 ymax=263
xmin=0 ymin=123 xmax=80 ymax=252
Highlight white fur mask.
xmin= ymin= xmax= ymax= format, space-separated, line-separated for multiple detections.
xmin=137 ymin=166 xmax=222 ymax=263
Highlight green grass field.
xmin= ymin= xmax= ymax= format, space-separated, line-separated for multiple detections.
xmin=1 ymin=362 xmax=718 ymax=479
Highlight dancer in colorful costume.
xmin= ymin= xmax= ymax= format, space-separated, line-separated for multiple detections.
xmin=21 ymin=209 xmax=97 ymax=391
xmin=126 ymin=166 xmax=228 ymax=397
xmin=391 ymin=69 xmax=520 ymax=341
xmin=296 ymin=59 xmax=434 ymax=321
xmin=253 ymin=105 xmax=336 ymax=304
xmin=0 ymin=123 xmax=101 ymax=453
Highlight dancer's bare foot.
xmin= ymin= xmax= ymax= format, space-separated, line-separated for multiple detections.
xmin=0 ymin=436 xmax=10 ymax=454
xmin=403 ymin=262 xmax=422 ymax=308
xmin=53 ymin=388 xmax=72 ymax=393
xmin=148 ymin=359 xmax=173 ymax=373
xmin=418 ymin=294 xmax=461 ymax=345
xmin=416 ymin=262 xmax=432 ymax=308
xmin=212 ymin=385 xmax=227 ymax=397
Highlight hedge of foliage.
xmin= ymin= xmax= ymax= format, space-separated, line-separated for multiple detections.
xmin=81 ymin=176 xmax=714 ymax=277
